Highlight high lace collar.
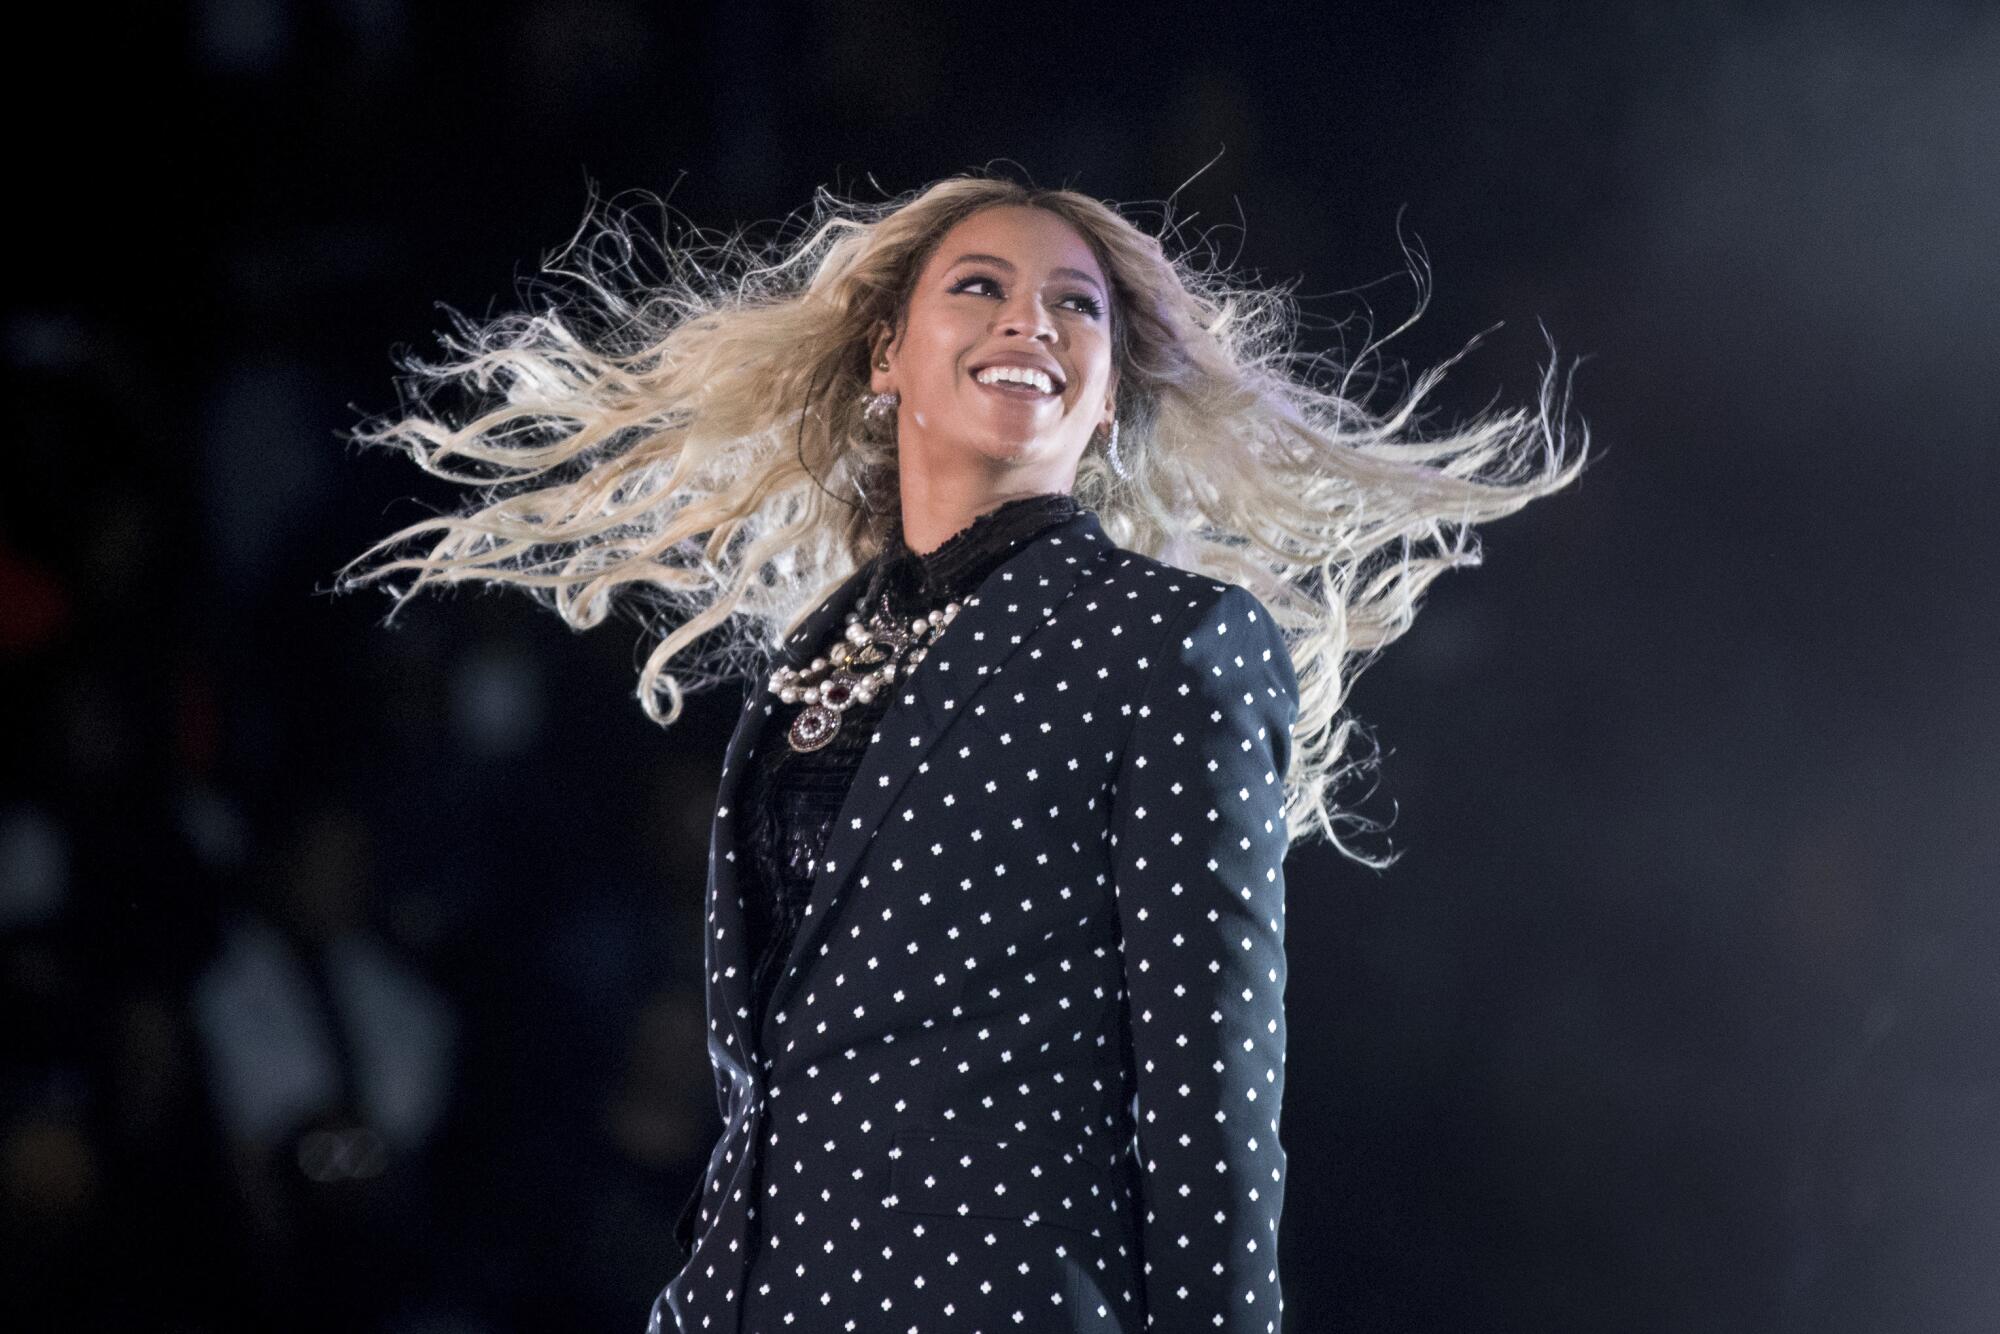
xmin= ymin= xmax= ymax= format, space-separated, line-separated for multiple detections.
xmin=867 ymin=492 xmax=1081 ymax=608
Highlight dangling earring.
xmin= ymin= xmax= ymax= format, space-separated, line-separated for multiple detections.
xmin=1099 ymin=417 xmax=1128 ymax=480
xmin=862 ymin=390 xmax=899 ymax=436
xmin=862 ymin=356 xmax=898 ymax=441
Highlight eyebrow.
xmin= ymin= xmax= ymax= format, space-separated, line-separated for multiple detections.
xmin=945 ymin=252 xmax=1106 ymax=296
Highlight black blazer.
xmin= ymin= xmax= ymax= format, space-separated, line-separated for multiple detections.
xmin=653 ymin=507 xmax=1299 ymax=1334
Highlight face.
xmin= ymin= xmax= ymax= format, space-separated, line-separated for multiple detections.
xmin=871 ymin=205 xmax=1116 ymax=490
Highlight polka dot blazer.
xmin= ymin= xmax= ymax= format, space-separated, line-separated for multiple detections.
xmin=653 ymin=507 xmax=1299 ymax=1333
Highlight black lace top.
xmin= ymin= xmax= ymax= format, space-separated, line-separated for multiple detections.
xmin=737 ymin=491 xmax=1082 ymax=1031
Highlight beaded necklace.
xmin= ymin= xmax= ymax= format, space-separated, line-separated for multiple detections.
xmin=766 ymin=591 xmax=962 ymax=752
xmin=762 ymin=492 xmax=1078 ymax=753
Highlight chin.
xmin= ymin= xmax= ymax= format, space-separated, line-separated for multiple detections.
xmin=977 ymin=436 xmax=1047 ymax=465
xmin=974 ymin=426 xmax=1081 ymax=465
xmin=936 ymin=433 xmax=1033 ymax=470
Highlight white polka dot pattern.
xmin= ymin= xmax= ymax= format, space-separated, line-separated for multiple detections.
xmin=1107 ymin=582 xmax=1296 ymax=1331
xmin=650 ymin=510 xmax=1300 ymax=1334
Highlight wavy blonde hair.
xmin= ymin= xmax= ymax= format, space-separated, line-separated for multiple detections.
xmin=335 ymin=172 xmax=1590 ymax=867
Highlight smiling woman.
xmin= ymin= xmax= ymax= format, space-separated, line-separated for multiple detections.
xmin=334 ymin=170 xmax=1589 ymax=1333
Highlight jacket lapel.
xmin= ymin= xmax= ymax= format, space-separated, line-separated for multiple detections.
xmin=706 ymin=556 xmax=880 ymax=1069
xmin=759 ymin=508 xmax=1111 ymax=1039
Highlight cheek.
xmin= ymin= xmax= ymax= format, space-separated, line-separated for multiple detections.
xmin=1075 ymin=339 xmax=1114 ymax=395
xmin=906 ymin=318 xmax=972 ymax=388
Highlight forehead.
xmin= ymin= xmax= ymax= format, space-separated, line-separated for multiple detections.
xmin=923 ymin=205 xmax=1106 ymax=282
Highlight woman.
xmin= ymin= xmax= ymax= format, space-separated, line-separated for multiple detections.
xmin=338 ymin=173 xmax=1587 ymax=1332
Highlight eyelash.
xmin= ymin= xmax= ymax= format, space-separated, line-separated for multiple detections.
xmin=949 ymin=274 xmax=1104 ymax=319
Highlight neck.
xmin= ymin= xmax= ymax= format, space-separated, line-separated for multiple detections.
xmin=896 ymin=466 xmax=1077 ymax=556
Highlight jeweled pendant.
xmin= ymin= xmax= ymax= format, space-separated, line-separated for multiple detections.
xmin=788 ymin=703 xmax=840 ymax=752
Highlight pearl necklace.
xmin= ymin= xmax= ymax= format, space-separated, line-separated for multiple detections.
xmin=768 ymin=589 xmax=964 ymax=752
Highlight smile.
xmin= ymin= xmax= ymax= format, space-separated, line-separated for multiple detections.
xmin=973 ymin=365 xmax=1061 ymax=396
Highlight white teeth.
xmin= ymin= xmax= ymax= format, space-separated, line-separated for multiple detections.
xmin=975 ymin=365 xmax=1056 ymax=394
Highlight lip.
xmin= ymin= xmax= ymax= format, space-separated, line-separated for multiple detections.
xmin=968 ymin=356 xmax=1066 ymax=395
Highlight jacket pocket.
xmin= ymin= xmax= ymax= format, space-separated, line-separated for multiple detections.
xmin=887 ymin=1129 xmax=1123 ymax=1238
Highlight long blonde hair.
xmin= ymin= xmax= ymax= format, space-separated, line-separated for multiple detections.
xmin=335 ymin=173 xmax=1591 ymax=867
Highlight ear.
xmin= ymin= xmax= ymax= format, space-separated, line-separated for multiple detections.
xmin=868 ymin=320 xmax=898 ymax=394
xmin=1100 ymin=364 xmax=1120 ymax=432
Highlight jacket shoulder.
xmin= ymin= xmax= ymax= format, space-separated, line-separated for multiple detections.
xmin=1087 ymin=546 xmax=1298 ymax=717
xmin=1085 ymin=544 xmax=1281 ymax=630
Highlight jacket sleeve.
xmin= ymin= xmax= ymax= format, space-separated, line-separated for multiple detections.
xmin=1109 ymin=582 xmax=1299 ymax=1332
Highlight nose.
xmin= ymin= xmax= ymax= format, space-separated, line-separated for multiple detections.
xmin=994 ymin=292 xmax=1057 ymax=342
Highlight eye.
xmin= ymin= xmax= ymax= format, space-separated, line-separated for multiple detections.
xmin=947 ymin=273 xmax=1104 ymax=319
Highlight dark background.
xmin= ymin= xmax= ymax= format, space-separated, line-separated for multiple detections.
xmin=7 ymin=2 xmax=1998 ymax=1330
